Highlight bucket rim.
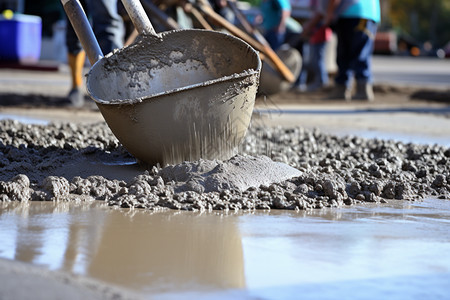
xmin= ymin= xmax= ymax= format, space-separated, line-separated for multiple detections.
xmin=86 ymin=28 xmax=262 ymax=106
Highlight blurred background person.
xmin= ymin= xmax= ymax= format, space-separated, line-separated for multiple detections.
xmin=65 ymin=0 xmax=124 ymax=107
xmin=259 ymin=0 xmax=291 ymax=50
xmin=325 ymin=0 xmax=380 ymax=101
xmin=295 ymin=0 xmax=332 ymax=92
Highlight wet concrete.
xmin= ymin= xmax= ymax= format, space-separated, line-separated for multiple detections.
xmin=1 ymin=198 xmax=449 ymax=299
xmin=0 ymin=58 xmax=449 ymax=299
xmin=1 ymin=120 xmax=449 ymax=211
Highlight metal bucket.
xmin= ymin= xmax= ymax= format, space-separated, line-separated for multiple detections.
xmin=62 ymin=0 xmax=261 ymax=166
xmin=89 ymin=30 xmax=261 ymax=165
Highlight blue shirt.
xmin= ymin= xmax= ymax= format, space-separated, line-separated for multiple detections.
xmin=260 ymin=0 xmax=291 ymax=30
xmin=340 ymin=0 xmax=381 ymax=23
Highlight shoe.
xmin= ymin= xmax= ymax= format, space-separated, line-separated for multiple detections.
xmin=67 ymin=51 xmax=86 ymax=107
xmin=292 ymin=84 xmax=307 ymax=93
xmin=68 ymin=88 xmax=84 ymax=107
xmin=306 ymin=82 xmax=328 ymax=92
xmin=353 ymin=82 xmax=375 ymax=101
xmin=326 ymin=84 xmax=352 ymax=101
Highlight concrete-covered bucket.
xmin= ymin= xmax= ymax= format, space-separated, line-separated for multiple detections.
xmin=87 ymin=30 xmax=261 ymax=166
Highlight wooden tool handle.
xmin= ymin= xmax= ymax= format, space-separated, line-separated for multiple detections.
xmin=198 ymin=4 xmax=295 ymax=83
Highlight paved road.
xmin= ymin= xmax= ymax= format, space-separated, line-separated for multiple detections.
xmin=0 ymin=56 xmax=449 ymax=96
xmin=0 ymin=56 xmax=449 ymax=146
xmin=372 ymin=56 xmax=450 ymax=89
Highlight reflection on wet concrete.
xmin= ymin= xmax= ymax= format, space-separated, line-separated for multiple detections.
xmin=87 ymin=209 xmax=245 ymax=292
xmin=0 ymin=202 xmax=245 ymax=293
xmin=1 ymin=199 xmax=450 ymax=298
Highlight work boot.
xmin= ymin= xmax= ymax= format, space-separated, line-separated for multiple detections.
xmin=68 ymin=88 xmax=84 ymax=108
xmin=326 ymin=84 xmax=352 ymax=101
xmin=67 ymin=51 xmax=86 ymax=107
xmin=353 ymin=82 xmax=375 ymax=101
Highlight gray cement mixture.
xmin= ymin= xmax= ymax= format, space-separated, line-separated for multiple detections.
xmin=160 ymin=155 xmax=301 ymax=193
xmin=0 ymin=120 xmax=448 ymax=211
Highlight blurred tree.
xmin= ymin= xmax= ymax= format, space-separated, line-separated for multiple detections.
xmin=389 ymin=0 xmax=450 ymax=48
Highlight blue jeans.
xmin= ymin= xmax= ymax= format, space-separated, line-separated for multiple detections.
xmin=265 ymin=29 xmax=286 ymax=51
xmin=66 ymin=0 xmax=124 ymax=55
xmin=298 ymin=42 xmax=328 ymax=88
xmin=334 ymin=18 xmax=377 ymax=86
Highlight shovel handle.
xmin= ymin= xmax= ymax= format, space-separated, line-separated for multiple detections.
xmin=121 ymin=0 xmax=158 ymax=36
xmin=61 ymin=0 xmax=103 ymax=64
xmin=141 ymin=0 xmax=180 ymax=31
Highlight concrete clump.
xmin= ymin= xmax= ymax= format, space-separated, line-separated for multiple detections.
xmin=0 ymin=120 xmax=448 ymax=210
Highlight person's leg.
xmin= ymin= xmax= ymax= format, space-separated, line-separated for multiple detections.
xmin=328 ymin=18 xmax=354 ymax=100
xmin=265 ymin=29 xmax=285 ymax=51
xmin=65 ymin=0 xmax=88 ymax=107
xmin=295 ymin=42 xmax=310 ymax=91
xmin=351 ymin=19 xmax=378 ymax=100
xmin=309 ymin=42 xmax=328 ymax=89
xmin=67 ymin=50 xmax=86 ymax=107
xmin=316 ymin=42 xmax=328 ymax=86
xmin=88 ymin=0 xmax=124 ymax=54
xmin=334 ymin=18 xmax=353 ymax=88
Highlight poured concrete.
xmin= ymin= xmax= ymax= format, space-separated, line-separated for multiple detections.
xmin=0 ymin=56 xmax=449 ymax=299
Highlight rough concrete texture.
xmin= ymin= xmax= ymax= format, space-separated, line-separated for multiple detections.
xmin=0 ymin=119 xmax=448 ymax=211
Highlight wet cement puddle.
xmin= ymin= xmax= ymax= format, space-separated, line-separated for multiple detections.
xmin=1 ymin=198 xmax=449 ymax=299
